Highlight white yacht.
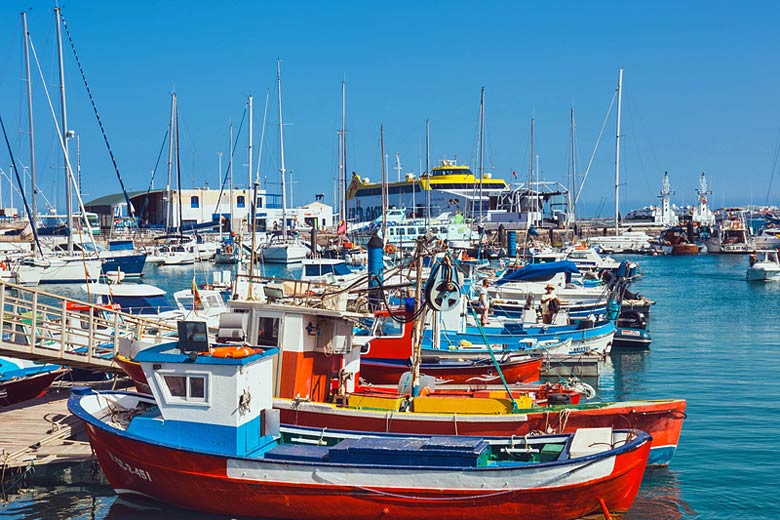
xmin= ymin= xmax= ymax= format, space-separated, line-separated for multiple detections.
xmin=747 ymin=250 xmax=780 ymax=281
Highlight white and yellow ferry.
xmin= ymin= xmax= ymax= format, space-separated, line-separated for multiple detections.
xmin=346 ymin=159 xmax=507 ymax=222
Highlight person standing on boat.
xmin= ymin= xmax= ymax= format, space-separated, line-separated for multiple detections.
xmin=541 ymin=284 xmax=560 ymax=324
xmin=478 ymin=278 xmax=491 ymax=326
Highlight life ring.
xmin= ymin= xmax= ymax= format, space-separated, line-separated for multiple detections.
xmin=384 ymin=244 xmax=397 ymax=253
xmin=210 ymin=346 xmax=259 ymax=359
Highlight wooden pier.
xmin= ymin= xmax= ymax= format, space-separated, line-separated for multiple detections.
xmin=0 ymin=385 xmax=94 ymax=472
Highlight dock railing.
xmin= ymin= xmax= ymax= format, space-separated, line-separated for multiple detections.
xmin=0 ymin=281 xmax=176 ymax=371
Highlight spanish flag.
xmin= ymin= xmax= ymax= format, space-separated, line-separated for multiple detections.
xmin=191 ymin=274 xmax=202 ymax=312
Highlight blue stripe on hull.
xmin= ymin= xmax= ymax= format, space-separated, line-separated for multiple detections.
xmin=648 ymin=445 xmax=676 ymax=467
xmin=101 ymin=253 xmax=147 ymax=278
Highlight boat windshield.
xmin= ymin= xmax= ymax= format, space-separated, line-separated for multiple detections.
xmin=432 ymin=168 xmax=473 ymax=176
xmin=304 ymin=262 xmax=352 ymax=277
xmin=109 ymin=295 xmax=176 ymax=315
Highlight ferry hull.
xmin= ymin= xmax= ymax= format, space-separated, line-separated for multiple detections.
xmin=82 ymin=418 xmax=650 ymax=520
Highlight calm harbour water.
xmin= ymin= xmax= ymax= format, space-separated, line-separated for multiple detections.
xmin=2 ymin=254 xmax=779 ymax=519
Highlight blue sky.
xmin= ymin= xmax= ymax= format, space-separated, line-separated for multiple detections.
xmin=0 ymin=1 xmax=777 ymax=217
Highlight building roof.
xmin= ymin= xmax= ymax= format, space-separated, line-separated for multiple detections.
xmin=85 ymin=191 xmax=146 ymax=207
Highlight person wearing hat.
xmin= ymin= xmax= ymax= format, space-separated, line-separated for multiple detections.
xmin=540 ymin=283 xmax=560 ymax=324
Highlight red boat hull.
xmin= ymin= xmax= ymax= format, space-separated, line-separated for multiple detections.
xmin=359 ymin=356 xmax=543 ymax=385
xmin=116 ymin=354 xmax=683 ymax=466
xmin=277 ymin=399 xmax=685 ymax=467
xmin=0 ymin=369 xmax=64 ymax=407
xmin=84 ymin=419 xmax=650 ymax=520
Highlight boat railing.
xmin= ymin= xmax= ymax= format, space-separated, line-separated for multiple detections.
xmin=0 ymin=281 xmax=176 ymax=371
xmin=235 ymin=273 xmax=354 ymax=310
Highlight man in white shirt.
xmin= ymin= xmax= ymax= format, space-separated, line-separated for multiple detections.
xmin=541 ymin=284 xmax=560 ymax=324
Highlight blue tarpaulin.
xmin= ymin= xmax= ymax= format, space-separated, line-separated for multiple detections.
xmin=495 ymin=260 xmax=580 ymax=286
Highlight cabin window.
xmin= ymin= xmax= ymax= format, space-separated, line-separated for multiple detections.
xmin=161 ymin=373 xmax=208 ymax=402
xmin=189 ymin=377 xmax=205 ymax=399
xmin=163 ymin=375 xmax=187 ymax=397
xmin=237 ymin=196 xmax=246 ymax=208
xmin=372 ymin=316 xmax=403 ymax=337
xmin=397 ymin=228 xmax=405 ymax=236
xmin=418 ymin=227 xmax=426 ymax=235
xmin=190 ymin=196 xmax=200 ymax=208
xmin=257 ymin=317 xmax=280 ymax=346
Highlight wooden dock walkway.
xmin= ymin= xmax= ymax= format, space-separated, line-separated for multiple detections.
xmin=0 ymin=384 xmax=97 ymax=471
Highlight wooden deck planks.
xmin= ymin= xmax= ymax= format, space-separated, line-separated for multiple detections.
xmin=0 ymin=388 xmax=93 ymax=470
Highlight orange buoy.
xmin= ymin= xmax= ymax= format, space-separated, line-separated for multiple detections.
xmin=210 ymin=346 xmax=259 ymax=359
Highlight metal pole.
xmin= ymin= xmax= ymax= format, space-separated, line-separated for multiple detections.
xmin=248 ymin=95 xmax=253 ymax=191
xmin=54 ymin=7 xmax=72 ymax=253
xmin=22 ymin=12 xmax=37 ymax=226
xmin=277 ymin=60 xmax=288 ymax=242
xmin=615 ymin=68 xmax=623 ymax=233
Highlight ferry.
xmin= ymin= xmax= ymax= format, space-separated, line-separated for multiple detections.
xmin=346 ymin=159 xmax=507 ymax=222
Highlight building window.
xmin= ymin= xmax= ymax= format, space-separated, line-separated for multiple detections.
xmin=237 ymin=196 xmax=246 ymax=208
xmin=190 ymin=196 xmax=200 ymax=209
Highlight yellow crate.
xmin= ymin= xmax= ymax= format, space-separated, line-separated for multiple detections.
xmin=412 ymin=395 xmax=531 ymax=415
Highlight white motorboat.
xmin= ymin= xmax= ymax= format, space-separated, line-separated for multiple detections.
xmin=588 ymin=231 xmax=653 ymax=254
xmin=751 ymin=227 xmax=780 ymax=250
xmin=747 ymin=250 xmax=780 ymax=281
xmin=299 ymin=258 xmax=364 ymax=284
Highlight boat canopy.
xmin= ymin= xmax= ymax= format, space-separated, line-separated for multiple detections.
xmin=496 ymin=261 xmax=580 ymax=286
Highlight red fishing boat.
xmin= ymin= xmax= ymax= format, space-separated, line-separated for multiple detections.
xmin=116 ymin=301 xmax=685 ymax=467
xmin=76 ymin=332 xmax=652 ymax=520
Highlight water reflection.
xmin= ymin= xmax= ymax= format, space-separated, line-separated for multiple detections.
xmin=628 ymin=467 xmax=696 ymax=519
xmin=609 ymin=350 xmax=651 ymax=401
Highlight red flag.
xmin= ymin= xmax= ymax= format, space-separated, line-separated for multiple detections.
xmin=512 ymin=171 xmax=517 ymax=177
xmin=337 ymin=219 xmax=347 ymax=235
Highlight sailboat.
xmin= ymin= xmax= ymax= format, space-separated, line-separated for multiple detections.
xmin=261 ymin=61 xmax=309 ymax=264
xmin=31 ymin=8 xmax=101 ymax=284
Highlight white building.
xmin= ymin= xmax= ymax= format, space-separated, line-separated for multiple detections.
xmin=88 ymin=188 xmax=333 ymax=233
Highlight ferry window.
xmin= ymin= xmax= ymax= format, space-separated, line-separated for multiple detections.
xmin=237 ymin=196 xmax=246 ymax=208
xmin=163 ymin=375 xmax=187 ymax=397
xmin=190 ymin=196 xmax=200 ymax=209
xmin=398 ymin=228 xmax=405 ymax=236
xmin=418 ymin=227 xmax=426 ymax=235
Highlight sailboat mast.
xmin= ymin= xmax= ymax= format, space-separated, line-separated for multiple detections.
xmin=174 ymin=98 xmax=183 ymax=235
xmin=614 ymin=67 xmax=623 ymax=232
xmin=477 ymin=87 xmax=485 ymax=221
xmin=166 ymin=93 xmax=176 ymax=232
xmin=380 ymin=125 xmax=387 ymax=241
xmin=248 ymin=96 xmax=253 ymax=192
xmin=568 ymin=106 xmax=576 ymax=232
xmin=22 ymin=12 xmax=37 ymax=227
xmin=340 ymin=80 xmax=347 ymax=227
xmin=529 ymin=117 xmax=535 ymax=227
xmin=54 ymin=7 xmax=72 ymax=252
xmin=229 ymin=123 xmax=234 ymax=234
xmin=277 ymin=60 xmax=288 ymax=241
xmin=425 ymin=119 xmax=430 ymax=227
